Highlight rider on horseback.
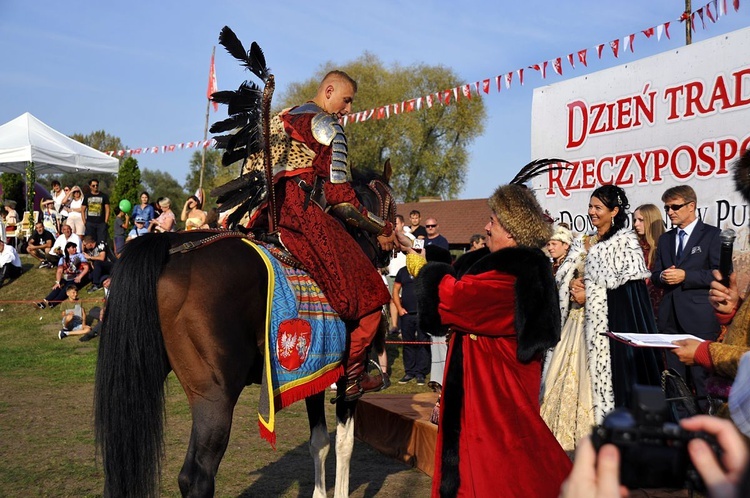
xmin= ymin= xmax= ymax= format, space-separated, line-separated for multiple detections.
xmin=254 ymin=70 xmax=396 ymax=400
xmin=210 ymin=27 xmax=394 ymax=400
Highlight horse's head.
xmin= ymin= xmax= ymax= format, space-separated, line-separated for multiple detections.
xmin=351 ymin=159 xmax=396 ymax=270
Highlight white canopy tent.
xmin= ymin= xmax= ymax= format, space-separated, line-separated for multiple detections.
xmin=0 ymin=112 xmax=119 ymax=174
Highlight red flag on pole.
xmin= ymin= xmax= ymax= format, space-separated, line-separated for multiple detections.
xmin=208 ymin=51 xmax=218 ymax=112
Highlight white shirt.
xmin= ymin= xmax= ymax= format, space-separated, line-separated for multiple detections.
xmin=53 ymin=189 xmax=68 ymax=215
xmin=0 ymin=243 xmax=22 ymax=268
xmin=51 ymin=233 xmax=82 ymax=254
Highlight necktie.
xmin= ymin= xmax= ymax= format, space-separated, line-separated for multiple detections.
xmin=676 ymin=229 xmax=686 ymax=260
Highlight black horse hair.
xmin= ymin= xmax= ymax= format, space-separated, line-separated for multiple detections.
xmin=94 ymin=233 xmax=172 ymax=498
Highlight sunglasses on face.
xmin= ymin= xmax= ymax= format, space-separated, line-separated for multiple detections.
xmin=425 ymin=224 xmax=437 ymax=228
xmin=664 ymin=202 xmax=690 ymax=212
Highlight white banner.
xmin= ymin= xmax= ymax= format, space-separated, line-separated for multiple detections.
xmin=531 ymin=26 xmax=750 ymax=289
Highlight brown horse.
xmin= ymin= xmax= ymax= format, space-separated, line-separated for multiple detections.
xmin=94 ymin=164 xmax=395 ymax=498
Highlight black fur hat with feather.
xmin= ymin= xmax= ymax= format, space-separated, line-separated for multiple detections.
xmin=488 ymin=158 xmax=570 ymax=248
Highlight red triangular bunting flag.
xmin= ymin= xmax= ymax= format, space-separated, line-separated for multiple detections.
xmin=578 ymin=49 xmax=588 ymax=66
xmin=443 ymin=90 xmax=452 ymax=105
xmin=665 ymin=21 xmax=671 ymax=39
xmin=425 ymin=95 xmax=433 ymax=108
xmin=474 ymin=81 xmax=481 ymax=96
xmin=627 ymin=34 xmax=635 ymax=52
xmin=377 ymin=107 xmax=386 ymax=119
xmin=734 ymin=0 xmax=740 ymax=12
xmin=517 ymin=68 xmax=524 ymax=85
xmin=698 ymin=9 xmax=706 ymax=29
xmin=405 ymin=99 xmax=416 ymax=112
xmin=691 ymin=13 xmax=697 ymax=32
xmin=482 ymin=79 xmax=490 ymax=94
xmin=552 ymin=58 xmax=562 ymax=76
xmin=596 ymin=44 xmax=604 ymax=59
xmin=609 ymin=39 xmax=620 ymax=58
xmin=567 ymin=53 xmax=575 ymax=69
xmin=706 ymin=3 xmax=716 ymax=22
xmin=642 ymin=27 xmax=655 ymax=38
xmin=462 ymin=84 xmax=471 ymax=100
xmin=505 ymin=72 xmax=513 ymax=89
xmin=452 ymin=87 xmax=460 ymax=102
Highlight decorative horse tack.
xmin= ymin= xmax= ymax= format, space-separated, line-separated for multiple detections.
xmin=167 ymin=230 xmax=248 ymax=255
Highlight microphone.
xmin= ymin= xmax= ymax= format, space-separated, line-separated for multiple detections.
xmin=719 ymin=228 xmax=736 ymax=287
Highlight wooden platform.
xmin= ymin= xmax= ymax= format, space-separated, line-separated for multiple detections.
xmin=354 ymin=392 xmax=439 ymax=477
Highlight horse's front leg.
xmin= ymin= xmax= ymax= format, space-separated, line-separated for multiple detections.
xmin=334 ymin=398 xmax=356 ymax=498
xmin=306 ymin=392 xmax=329 ymax=498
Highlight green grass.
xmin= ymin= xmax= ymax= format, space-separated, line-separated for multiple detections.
xmin=0 ymin=254 xmax=433 ymax=497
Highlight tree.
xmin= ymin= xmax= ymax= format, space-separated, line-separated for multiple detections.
xmin=141 ymin=169 xmax=187 ymax=209
xmin=112 ymin=156 xmax=141 ymax=213
xmin=184 ymin=149 xmax=241 ymax=208
xmin=0 ymin=173 xmax=24 ymax=206
xmin=278 ymin=53 xmax=486 ymax=201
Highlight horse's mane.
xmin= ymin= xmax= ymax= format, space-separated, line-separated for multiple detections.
xmin=351 ymin=167 xmax=385 ymax=185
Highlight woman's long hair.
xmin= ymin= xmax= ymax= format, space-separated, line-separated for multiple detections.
xmin=591 ymin=185 xmax=629 ymax=242
xmin=63 ymin=241 xmax=78 ymax=265
xmin=188 ymin=195 xmax=203 ymax=210
xmin=634 ymin=204 xmax=665 ymax=268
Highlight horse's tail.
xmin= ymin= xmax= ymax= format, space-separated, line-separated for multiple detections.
xmin=94 ymin=234 xmax=172 ymax=498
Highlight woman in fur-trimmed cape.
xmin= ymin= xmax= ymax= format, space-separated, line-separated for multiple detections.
xmin=408 ymin=181 xmax=571 ymax=498
xmin=547 ymin=185 xmax=662 ymax=430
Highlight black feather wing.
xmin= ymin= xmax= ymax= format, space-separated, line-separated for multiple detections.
xmin=510 ymin=158 xmax=571 ymax=186
xmin=218 ymin=26 xmax=248 ymax=66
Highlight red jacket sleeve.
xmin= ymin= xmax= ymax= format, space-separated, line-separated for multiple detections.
xmin=437 ymin=271 xmax=517 ymax=337
xmin=281 ymin=110 xmax=364 ymax=210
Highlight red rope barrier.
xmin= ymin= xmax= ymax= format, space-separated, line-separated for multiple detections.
xmin=385 ymin=340 xmax=448 ymax=345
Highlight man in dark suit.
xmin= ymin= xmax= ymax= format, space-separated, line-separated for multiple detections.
xmin=652 ymin=185 xmax=721 ymax=410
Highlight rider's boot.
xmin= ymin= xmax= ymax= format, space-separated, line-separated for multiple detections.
xmin=343 ymin=310 xmax=386 ymax=401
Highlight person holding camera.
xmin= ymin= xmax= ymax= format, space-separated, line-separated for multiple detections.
xmin=560 ymin=415 xmax=750 ymax=498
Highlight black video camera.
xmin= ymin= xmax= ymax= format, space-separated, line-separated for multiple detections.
xmin=591 ymin=385 xmax=722 ymax=491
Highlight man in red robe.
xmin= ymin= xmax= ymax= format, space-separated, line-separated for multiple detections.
xmin=403 ymin=182 xmax=572 ymax=497
xmin=254 ymin=71 xmax=395 ymax=399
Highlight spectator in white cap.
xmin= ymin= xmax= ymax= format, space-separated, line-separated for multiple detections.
xmin=126 ymin=216 xmax=149 ymax=241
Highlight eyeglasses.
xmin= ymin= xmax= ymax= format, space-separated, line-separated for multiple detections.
xmin=425 ymin=224 xmax=437 ymax=228
xmin=664 ymin=202 xmax=690 ymax=212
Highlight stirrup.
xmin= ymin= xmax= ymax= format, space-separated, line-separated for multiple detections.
xmin=330 ymin=360 xmax=386 ymax=404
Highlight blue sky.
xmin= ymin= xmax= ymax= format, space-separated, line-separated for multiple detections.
xmin=1 ymin=1 xmax=747 ymax=199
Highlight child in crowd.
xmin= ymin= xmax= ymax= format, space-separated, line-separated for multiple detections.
xmin=113 ymin=207 xmax=129 ymax=256
xmin=58 ymin=285 xmax=92 ymax=339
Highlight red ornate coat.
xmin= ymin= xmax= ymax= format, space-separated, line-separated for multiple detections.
xmin=274 ymin=109 xmax=390 ymax=321
xmin=417 ymin=247 xmax=571 ymax=498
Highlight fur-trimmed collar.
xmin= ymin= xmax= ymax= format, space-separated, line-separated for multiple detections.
xmin=586 ymin=228 xmax=650 ymax=289
xmin=417 ymin=246 xmax=561 ymax=362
